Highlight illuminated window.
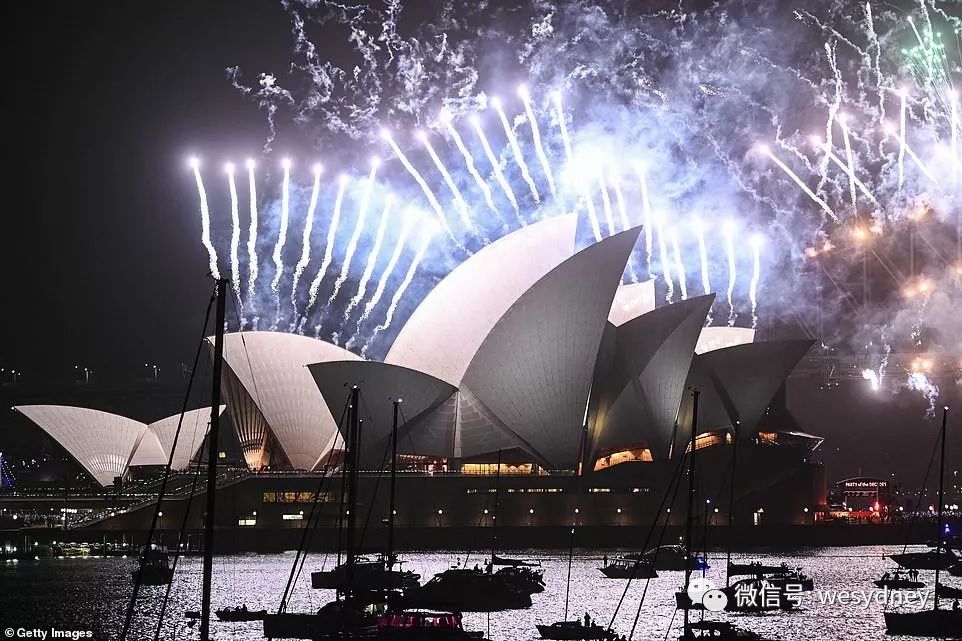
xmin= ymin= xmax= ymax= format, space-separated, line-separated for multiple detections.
xmin=461 ymin=463 xmax=535 ymax=475
xmin=282 ymin=514 xmax=303 ymax=521
xmin=684 ymin=431 xmax=731 ymax=453
xmin=589 ymin=488 xmax=611 ymax=493
xmin=238 ymin=518 xmax=256 ymax=526
xmin=593 ymin=447 xmax=653 ymax=471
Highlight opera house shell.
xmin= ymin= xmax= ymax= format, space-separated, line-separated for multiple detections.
xmin=16 ymin=216 xmax=817 ymax=492
xmin=14 ymin=405 xmax=224 ymax=486
xmin=208 ymin=216 xmax=815 ymax=478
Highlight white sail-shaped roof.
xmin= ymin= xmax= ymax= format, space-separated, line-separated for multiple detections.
xmin=308 ymin=361 xmax=457 ymax=469
xmin=148 ymin=406 xmax=225 ymax=471
xmin=386 ymin=214 xmax=577 ymax=386
xmin=589 ymin=295 xmax=715 ymax=461
xmin=128 ymin=430 xmax=168 ymax=467
xmin=220 ymin=331 xmax=362 ymax=470
xmin=607 ymin=280 xmax=657 ymax=326
xmin=461 ymin=227 xmax=643 ymax=469
xmin=695 ymin=327 xmax=756 ymax=354
xmin=15 ymin=405 xmax=152 ymax=486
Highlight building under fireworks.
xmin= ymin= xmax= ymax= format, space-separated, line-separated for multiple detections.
xmin=11 ymin=219 xmax=825 ymax=545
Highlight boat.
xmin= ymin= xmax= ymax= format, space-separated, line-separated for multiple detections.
xmin=935 ymin=583 xmax=962 ymax=600
xmin=263 ymin=597 xmax=384 ymax=639
xmin=675 ymin=577 xmax=796 ymax=612
xmin=408 ymin=448 xmax=536 ymax=611
xmin=311 ymin=554 xmax=421 ymax=592
xmin=884 ymin=610 xmax=962 ymax=636
xmin=765 ymin=569 xmax=814 ymax=592
xmin=889 ymin=548 xmax=960 ymax=570
xmin=884 ymin=407 xmax=962 ymax=637
xmin=537 ymin=529 xmax=613 ymax=640
xmin=404 ymin=568 xmax=532 ymax=611
xmin=216 ymin=606 xmax=268 ymax=621
xmin=370 ymin=609 xmax=488 ymax=639
xmin=873 ymin=577 xmax=925 ymax=590
xmin=679 ymin=621 xmax=776 ymax=640
xmin=727 ymin=561 xmax=792 ymax=576
xmin=493 ymin=565 xmax=545 ymax=594
xmin=131 ymin=547 xmax=174 ymax=586
xmin=536 ymin=621 xmax=620 ymax=640
xmin=625 ymin=545 xmax=707 ymax=571
xmin=599 ymin=556 xmax=657 ymax=579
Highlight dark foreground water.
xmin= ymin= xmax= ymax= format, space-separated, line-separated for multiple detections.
xmin=0 ymin=546 xmax=957 ymax=640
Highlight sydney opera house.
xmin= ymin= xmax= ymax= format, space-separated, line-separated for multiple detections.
xmin=13 ymin=217 xmax=826 ymax=544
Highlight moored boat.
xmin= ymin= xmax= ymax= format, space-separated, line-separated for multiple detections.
xmin=599 ymin=557 xmax=657 ymax=579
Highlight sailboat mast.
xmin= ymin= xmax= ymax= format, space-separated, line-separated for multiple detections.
xmin=200 ymin=278 xmax=227 ymax=641
xmin=491 ymin=449 xmax=502 ymax=568
xmin=564 ymin=526 xmax=574 ymax=621
xmin=725 ymin=418 xmax=739 ymax=588
xmin=387 ymin=399 xmax=399 ymax=569
xmin=934 ymin=406 xmax=947 ymax=611
xmin=345 ymin=385 xmax=360 ymax=597
xmin=683 ymin=388 xmax=700 ymax=632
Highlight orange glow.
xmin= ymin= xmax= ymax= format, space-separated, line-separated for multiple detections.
xmin=852 ymin=227 xmax=868 ymax=242
xmin=593 ymin=447 xmax=653 ymax=471
xmin=804 ymin=247 xmax=818 ymax=259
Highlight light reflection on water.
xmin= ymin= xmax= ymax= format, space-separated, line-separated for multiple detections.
xmin=0 ymin=546 xmax=955 ymax=640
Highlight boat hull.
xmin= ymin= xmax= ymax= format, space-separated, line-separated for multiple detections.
xmin=536 ymin=622 xmax=618 ymax=640
xmin=131 ymin=567 xmax=174 ymax=586
xmin=889 ymin=552 xmax=959 ymax=570
xmin=884 ymin=610 xmax=962 ymax=636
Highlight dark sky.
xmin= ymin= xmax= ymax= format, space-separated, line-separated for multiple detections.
xmin=1 ymin=2 xmax=959 ymax=486
xmin=4 ymin=1 xmax=294 ymax=383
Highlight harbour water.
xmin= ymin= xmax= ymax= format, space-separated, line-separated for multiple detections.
xmin=0 ymin=545 xmax=956 ymax=640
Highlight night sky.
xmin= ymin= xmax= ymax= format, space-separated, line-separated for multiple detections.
xmin=1 ymin=2 xmax=959 ymax=486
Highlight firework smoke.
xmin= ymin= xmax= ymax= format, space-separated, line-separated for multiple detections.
xmin=344 ymin=196 xmax=393 ymax=325
xmin=270 ymin=158 xmax=292 ymax=328
xmin=303 ymin=174 xmax=349 ymax=326
xmin=329 ymin=161 xmax=378 ymax=308
xmin=290 ymin=163 xmax=323 ymax=321
xmin=246 ymin=159 xmax=259 ymax=311
xmin=519 ymin=84 xmax=556 ymax=195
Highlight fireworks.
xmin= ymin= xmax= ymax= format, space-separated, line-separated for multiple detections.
xmin=344 ymin=196 xmax=393 ymax=324
xmin=470 ymin=114 xmax=521 ymax=219
xmin=724 ymin=222 xmax=737 ymax=327
xmin=270 ymin=158 xmax=292 ymax=328
xmin=329 ymin=160 xmax=378 ymax=306
xmin=290 ymin=163 xmax=323 ymax=320
xmin=304 ymin=174 xmax=349 ymax=325
xmin=749 ymin=234 xmax=763 ymax=330
xmin=245 ymin=159 xmax=259 ymax=308
xmin=226 ymin=162 xmax=242 ymax=306
xmin=183 ymin=0 xmax=958 ymax=407
xmin=519 ymin=84 xmax=556 ymax=195
xmin=491 ymin=97 xmax=540 ymax=203
xmin=189 ymin=157 xmax=219 ymax=280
